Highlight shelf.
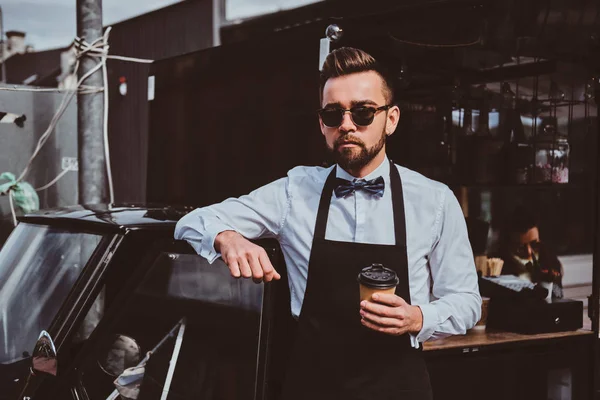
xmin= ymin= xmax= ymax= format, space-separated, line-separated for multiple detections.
xmin=446 ymin=182 xmax=591 ymax=190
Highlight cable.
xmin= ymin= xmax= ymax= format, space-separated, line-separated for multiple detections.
xmin=106 ymin=54 xmax=152 ymax=63
xmin=14 ymin=59 xmax=102 ymax=184
xmin=7 ymin=190 xmax=16 ymax=226
xmin=35 ymin=168 xmax=70 ymax=191
xmin=102 ymin=28 xmax=115 ymax=204
xmin=389 ymin=33 xmax=480 ymax=48
xmin=0 ymin=87 xmax=72 ymax=92
xmin=0 ymin=86 xmax=104 ymax=93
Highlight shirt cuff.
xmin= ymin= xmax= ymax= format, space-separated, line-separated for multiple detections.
xmin=202 ymin=223 xmax=235 ymax=263
xmin=182 ymin=220 xmax=233 ymax=264
xmin=415 ymin=303 xmax=439 ymax=343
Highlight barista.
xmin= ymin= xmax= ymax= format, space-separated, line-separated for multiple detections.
xmin=176 ymin=47 xmax=482 ymax=399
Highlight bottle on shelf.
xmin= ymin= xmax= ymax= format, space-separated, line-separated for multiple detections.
xmin=532 ymin=117 xmax=570 ymax=184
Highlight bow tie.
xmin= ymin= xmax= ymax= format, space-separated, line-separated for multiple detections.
xmin=334 ymin=176 xmax=385 ymax=198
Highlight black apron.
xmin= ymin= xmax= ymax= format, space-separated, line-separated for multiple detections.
xmin=281 ymin=160 xmax=432 ymax=400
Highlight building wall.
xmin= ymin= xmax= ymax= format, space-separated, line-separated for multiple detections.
xmin=147 ymin=24 xmax=326 ymax=207
xmin=0 ymin=87 xmax=77 ymax=243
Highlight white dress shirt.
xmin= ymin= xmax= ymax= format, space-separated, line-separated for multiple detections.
xmin=175 ymin=155 xmax=482 ymax=347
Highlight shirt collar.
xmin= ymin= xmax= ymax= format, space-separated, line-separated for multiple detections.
xmin=335 ymin=155 xmax=390 ymax=181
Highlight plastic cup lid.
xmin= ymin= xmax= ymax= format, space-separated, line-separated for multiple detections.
xmin=357 ymin=263 xmax=399 ymax=289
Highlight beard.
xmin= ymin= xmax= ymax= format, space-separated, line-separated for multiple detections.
xmin=327 ymin=128 xmax=387 ymax=172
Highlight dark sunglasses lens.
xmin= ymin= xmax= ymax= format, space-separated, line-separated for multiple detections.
xmin=320 ymin=109 xmax=343 ymax=127
xmin=351 ymin=108 xmax=376 ymax=126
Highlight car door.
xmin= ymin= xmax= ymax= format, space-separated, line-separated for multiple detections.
xmin=66 ymin=239 xmax=278 ymax=400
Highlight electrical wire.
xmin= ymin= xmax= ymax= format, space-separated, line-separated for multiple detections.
xmin=102 ymin=28 xmax=114 ymax=204
xmin=35 ymin=168 xmax=70 ymax=191
xmin=7 ymin=190 xmax=16 ymax=226
xmin=389 ymin=34 xmax=481 ymax=48
xmin=0 ymin=87 xmax=72 ymax=92
xmin=0 ymin=86 xmax=104 ymax=93
xmin=14 ymin=59 xmax=101 ymax=184
xmin=106 ymin=54 xmax=153 ymax=63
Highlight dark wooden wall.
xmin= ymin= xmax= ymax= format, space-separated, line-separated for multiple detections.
xmin=147 ymin=23 xmax=328 ymax=207
xmin=106 ymin=0 xmax=215 ymax=203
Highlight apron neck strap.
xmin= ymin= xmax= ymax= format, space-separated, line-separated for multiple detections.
xmin=314 ymin=159 xmax=407 ymax=247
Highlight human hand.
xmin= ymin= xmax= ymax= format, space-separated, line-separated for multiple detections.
xmin=214 ymin=230 xmax=281 ymax=282
xmin=359 ymin=293 xmax=423 ymax=336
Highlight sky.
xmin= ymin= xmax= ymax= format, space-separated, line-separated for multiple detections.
xmin=2 ymin=0 xmax=321 ymax=51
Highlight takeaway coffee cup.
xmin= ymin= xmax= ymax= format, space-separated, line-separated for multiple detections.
xmin=358 ymin=264 xmax=399 ymax=302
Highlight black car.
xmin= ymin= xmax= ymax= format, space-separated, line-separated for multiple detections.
xmin=0 ymin=205 xmax=293 ymax=400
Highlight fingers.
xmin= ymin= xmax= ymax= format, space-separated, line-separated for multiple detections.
xmin=220 ymin=234 xmax=280 ymax=282
xmin=360 ymin=298 xmax=423 ymax=335
xmin=258 ymin=250 xmax=281 ymax=281
xmin=226 ymin=258 xmax=241 ymax=278
xmin=247 ymin=252 xmax=263 ymax=281
xmin=360 ymin=308 xmax=401 ymax=328
xmin=360 ymin=298 xmax=406 ymax=318
xmin=371 ymin=293 xmax=406 ymax=307
xmin=238 ymin=257 xmax=253 ymax=279
xmin=360 ymin=317 xmax=408 ymax=336
xmin=247 ymin=248 xmax=281 ymax=282
xmin=360 ymin=299 xmax=409 ymax=336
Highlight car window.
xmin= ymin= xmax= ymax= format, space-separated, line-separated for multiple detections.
xmin=0 ymin=224 xmax=103 ymax=365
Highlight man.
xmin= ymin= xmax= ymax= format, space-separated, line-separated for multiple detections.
xmin=500 ymin=206 xmax=563 ymax=299
xmin=175 ymin=47 xmax=481 ymax=399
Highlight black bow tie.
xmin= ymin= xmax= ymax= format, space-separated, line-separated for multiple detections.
xmin=334 ymin=176 xmax=385 ymax=198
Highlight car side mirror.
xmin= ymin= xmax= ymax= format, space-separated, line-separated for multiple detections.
xmin=31 ymin=330 xmax=58 ymax=376
xmin=14 ymin=331 xmax=58 ymax=400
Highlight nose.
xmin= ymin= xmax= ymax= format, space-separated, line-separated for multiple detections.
xmin=525 ymin=244 xmax=533 ymax=258
xmin=339 ymin=111 xmax=357 ymax=132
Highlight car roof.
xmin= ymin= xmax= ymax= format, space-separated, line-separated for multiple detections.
xmin=19 ymin=204 xmax=195 ymax=233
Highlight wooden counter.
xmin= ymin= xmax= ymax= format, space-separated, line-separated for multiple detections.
xmin=423 ymin=327 xmax=594 ymax=352
xmin=422 ymin=328 xmax=595 ymax=400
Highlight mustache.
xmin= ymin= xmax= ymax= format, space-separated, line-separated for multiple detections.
xmin=334 ymin=136 xmax=366 ymax=149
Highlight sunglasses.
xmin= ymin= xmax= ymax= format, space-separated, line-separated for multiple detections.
xmin=514 ymin=240 xmax=541 ymax=257
xmin=317 ymin=105 xmax=391 ymax=127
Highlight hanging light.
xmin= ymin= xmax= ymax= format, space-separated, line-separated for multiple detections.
xmin=118 ymin=76 xmax=127 ymax=97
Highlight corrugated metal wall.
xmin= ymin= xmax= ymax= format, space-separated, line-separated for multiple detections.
xmin=106 ymin=0 xmax=215 ymax=203
xmin=0 ymin=87 xmax=78 ymax=244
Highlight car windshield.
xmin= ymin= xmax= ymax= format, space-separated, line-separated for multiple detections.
xmin=0 ymin=223 xmax=103 ymax=364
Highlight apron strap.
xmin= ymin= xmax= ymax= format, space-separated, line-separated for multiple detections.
xmin=389 ymin=159 xmax=407 ymax=248
xmin=389 ymin=160 xmax=411 ymax=304
xmin=313 ymin=167 xmax=338 ymax=241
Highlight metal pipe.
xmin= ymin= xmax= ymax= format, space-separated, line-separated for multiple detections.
xmin=76 ymin=0 xmax=106 ymax=205
xmin=0 ymin=6 xmax=6 ymax=83
xmin=592 ymin=77 xmax=600 ymax=336
xmin=589 ymin=75 xmax=600 ymax=400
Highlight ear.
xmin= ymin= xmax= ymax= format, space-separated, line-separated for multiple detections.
xmin=319 ymin=117 xmax=327 ymax=136
xmin=385 ymin=105 xmax=400 ymax=136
